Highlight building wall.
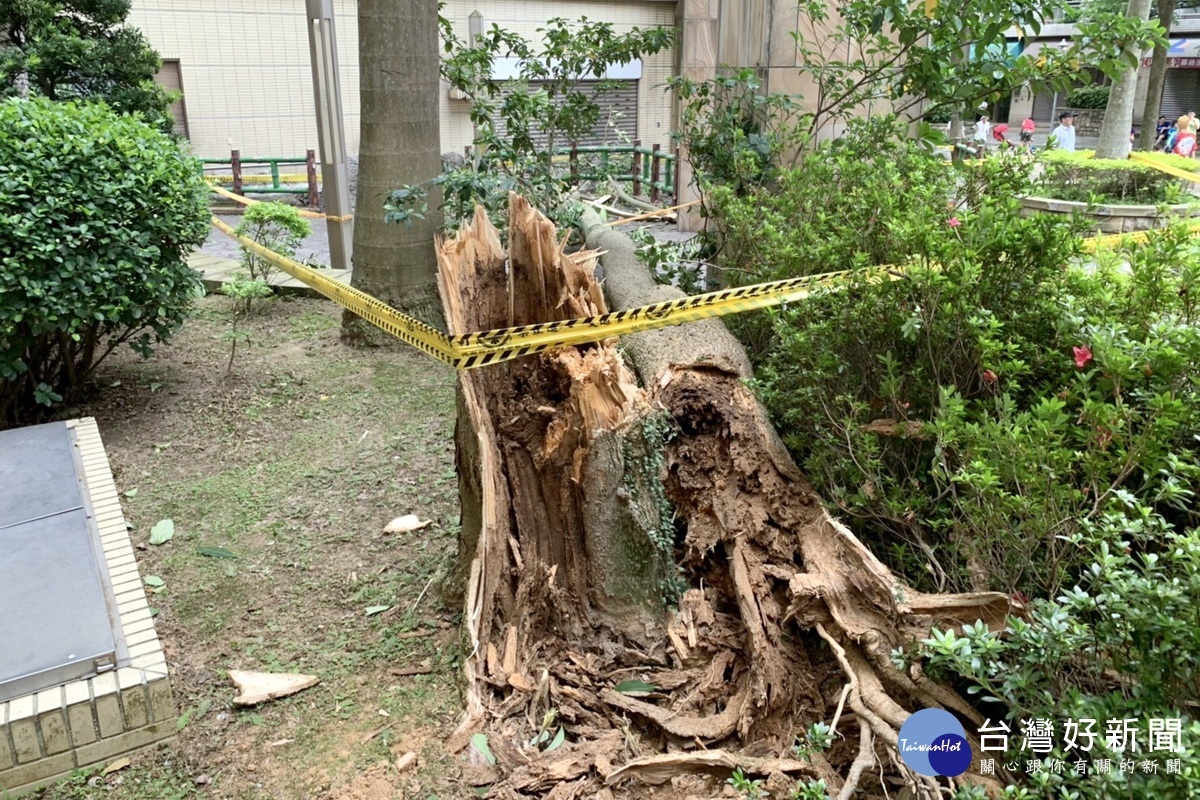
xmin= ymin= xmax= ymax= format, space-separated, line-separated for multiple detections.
xmin=128 ymin=0 xmax=361 ymax=158
xmin=128 ymin=0 xmax=676 ymax=160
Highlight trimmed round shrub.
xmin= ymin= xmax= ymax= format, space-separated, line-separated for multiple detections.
xmin=1066 ymin=85 xmax=1110 ymax=109
xmin=0 ymin=97 xmax=210 ymax=427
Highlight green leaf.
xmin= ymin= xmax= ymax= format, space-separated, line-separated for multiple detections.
xmin=123 ymin=487 xmax=137 ymax=498
xmin=546 ymin=727 xmax=566 ymax=751
xmin=470 ymin=733 xmax=497 ymax=765
xmin=176 ymin=707 xmax=194 ymax=731
xmin=365 ymin=605 xmax=391 ymax=616
xmin=149 ymin=519 xmax=175 ymax=545
xmin=196 ymin=545 xmax=238 ymax=559
xmin=615 ymin=680 xmax=658 ymax=694
xmin=144 ymin=575 xmax=165 ymax=588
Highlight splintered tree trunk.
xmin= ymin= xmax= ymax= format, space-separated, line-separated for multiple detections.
xmin=438 ymin=196 xmax=1014 ymax=799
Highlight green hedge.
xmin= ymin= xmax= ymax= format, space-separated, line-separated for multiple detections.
xmin=0 ymin=98 xmax=210 ymax=426
xmin=1066 ymin=85 xmax=1110 ymax=109
xmin=1037 ymin=149 xmax=1182 ymax=204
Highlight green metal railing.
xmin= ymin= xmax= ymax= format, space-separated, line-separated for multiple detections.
xmin=202 ymin=143 xmax=678 ymax=209
xmin=557 ymin=143 xmax=677 ymax=201
xmin=201 ymin=150 xmax=319 ymax=207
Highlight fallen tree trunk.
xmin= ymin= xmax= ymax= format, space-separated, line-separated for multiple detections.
xmin=437 ymin=196 xmax=1014 ymax=799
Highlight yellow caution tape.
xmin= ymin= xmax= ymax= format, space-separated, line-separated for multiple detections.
xmin=206 ymin=174 xmax=317 ymax=185
xmin=210 ymin=184 xmax=352 ymax=223
xmin=211 ymin=185 xmax=1196 ymax=369
xmin=1128 ymin=151 xmax=1200 ymax=183
xmin=1080 ymin=219 xmax=1200 ymax=252
xmin=210 ymin=216 xmax=907 ymax=370
xmin=1075 ymin=152 xmax=1200 ymax=250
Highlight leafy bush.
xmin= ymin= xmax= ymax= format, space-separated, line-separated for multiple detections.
xmin=1067 ymin=85 xmax=1111 ymax=109
xmin=669 ymin=69 xmax=803 ymax=196
xmin=1037 ymin=149 xmax=1182 ymax=204
xmin=233 ymin=202 xmax=311 ymax=287
xmin=715 ymin=121 xmax=1200 ymax=596
xmin=0 ymin=97 xmax=209 ymax=427
xmin=922 ymin=505 xmax=1200 ymax=799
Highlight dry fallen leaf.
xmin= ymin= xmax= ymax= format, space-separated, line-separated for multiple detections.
xmin=383 ymin=514 xmax=432 ymax=534
xmin=102 ymin=757 xmax=131 ymax=776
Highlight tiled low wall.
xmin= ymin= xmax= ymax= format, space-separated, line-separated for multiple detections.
xmin=0 ymin=418 xmax=176 ymax=797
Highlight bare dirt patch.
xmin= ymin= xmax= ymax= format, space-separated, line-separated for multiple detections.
xmin=35 ymin=296 xmax=474 ymax=800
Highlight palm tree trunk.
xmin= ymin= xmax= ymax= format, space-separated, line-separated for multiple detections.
xmin=346 ymin=0 xmax=444 ymax=338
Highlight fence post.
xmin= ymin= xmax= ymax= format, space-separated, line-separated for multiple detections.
xmin=632 ymin=140 xmax=642 ymax=196
xmin=650 ymin=143 xmax=661 ymax=203
xmin=306 ymin=149 xmax=319 ymax=209
xmin=270 ymin=160 xmax=281 ymax=190
xmin=673 ymin=148 xmax=680 ymax=198
xmin=231 ymin=149 xmax=243 ymax=196
xmin=570 ymin=146 xmax=579 ymax=184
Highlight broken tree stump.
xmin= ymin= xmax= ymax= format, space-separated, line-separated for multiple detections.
xmin=435 ymin=196 xmax=1014 ymax=799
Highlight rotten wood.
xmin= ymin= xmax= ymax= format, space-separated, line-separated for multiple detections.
xmin=434 ymin=197 xmax=1014 ymax=799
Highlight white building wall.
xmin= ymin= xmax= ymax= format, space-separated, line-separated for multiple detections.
xmin=128 ymin=0 xmax=676 ymax=159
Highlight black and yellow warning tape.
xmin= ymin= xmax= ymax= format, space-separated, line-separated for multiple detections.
xmin=212 ymin=179 xmax=1192 ymax=370
xmin=210 ymin=217 xmax=905 ymax=370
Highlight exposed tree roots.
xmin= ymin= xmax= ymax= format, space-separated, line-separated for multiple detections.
xmin=436 ymin=197 xmax=1015 ymax=799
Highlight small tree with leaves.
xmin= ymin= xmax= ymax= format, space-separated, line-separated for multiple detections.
xmin=386 ymin=16 xmax=673 ymax=230
xmin=0 ymin=0 xmax=175 ymax=130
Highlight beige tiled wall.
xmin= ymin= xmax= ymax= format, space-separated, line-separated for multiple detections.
xmin=128 ymin=0 xmax=677 ymax=159
xmin=129 ymin=0 xmax=360 ymax=159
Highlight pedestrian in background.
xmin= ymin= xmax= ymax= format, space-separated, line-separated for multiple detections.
xmin=1050 ymin=111 xmax=1076 ymax=151
xmin=974 ymin=115 xmax=992 ymax=151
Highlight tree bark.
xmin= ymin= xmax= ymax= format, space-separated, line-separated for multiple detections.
xmin=1138 ymin=0 xmax=1176 ymax=150
xmin=438 ymin=197 xmax=1016 ymax=798
xmin=346 ymin=0 xmax=444 ymax=339
xmin=1096 ymin=0 xmax=1156 ymax=158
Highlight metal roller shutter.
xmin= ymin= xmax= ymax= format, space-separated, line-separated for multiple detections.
xmin=1161 ymin=70 xmax=1200 ymax=122
xmin=491 ymin=80 xmax=638 ymax=148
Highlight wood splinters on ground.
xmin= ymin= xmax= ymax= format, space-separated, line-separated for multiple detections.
xmin=383 ymin=514 xmax=432 ymax=533
xmin=228 ymin=669 xmax=319 ymax=706
xmin=395 ymin=751 xmax=417 ymax=773
xmin=389 ymin=662 xmax=433 ymax=677
xmin=359 ymin=723 xmax=393 ymax=744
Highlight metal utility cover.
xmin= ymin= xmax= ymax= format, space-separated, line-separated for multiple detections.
xmin=0 ymin=421 xmax=122 ymax=702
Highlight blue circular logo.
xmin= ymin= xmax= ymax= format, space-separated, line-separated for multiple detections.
xmin=897 ymin=709 xmax=972 ymax=777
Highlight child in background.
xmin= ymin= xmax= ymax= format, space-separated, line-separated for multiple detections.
xmin=1166 ymin=119 xmax=1180 ymax=152
xmin=1174 ymin=114 xmax=1197 ymax=157
xmin=1019 ymin=118 xmax=1036 ymax=154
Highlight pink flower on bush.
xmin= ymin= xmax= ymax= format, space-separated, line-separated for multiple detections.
xmin=947 ymin=217 xmax=961 ymax=228
xmin=1073 ymin=345 xmax=1093 ymax=369
xmin=982 ymin=369 xmax=997 ymax=384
